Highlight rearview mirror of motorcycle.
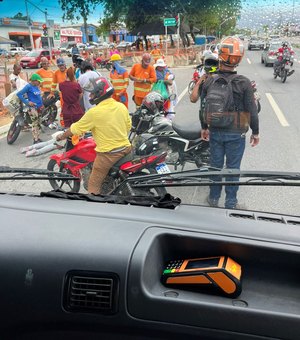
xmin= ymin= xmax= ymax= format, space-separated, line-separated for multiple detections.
xmin=169 ymin=94 xmax=176 ymax=101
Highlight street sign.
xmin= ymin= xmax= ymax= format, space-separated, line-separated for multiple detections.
xmin=164 ymin=18 xmax=176 ymax=27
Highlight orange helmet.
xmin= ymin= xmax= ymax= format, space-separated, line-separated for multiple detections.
xmin=218 ymin=36 xmax=244 ymax=67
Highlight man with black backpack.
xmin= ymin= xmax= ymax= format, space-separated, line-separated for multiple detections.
xmin=190 ymin=36 xmax=259 ymax=209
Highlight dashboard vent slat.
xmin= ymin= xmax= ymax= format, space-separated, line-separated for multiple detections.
xmin=64 ymin=271 xmax=119 ymax=314
xmin=229 ymin=213 xmax=300 ymax=227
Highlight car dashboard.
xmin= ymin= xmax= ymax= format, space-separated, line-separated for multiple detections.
xmin=0 ymin=193 xmax=299 ymax=340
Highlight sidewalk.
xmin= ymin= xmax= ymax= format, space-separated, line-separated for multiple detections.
xmin=0 ymin=112 xmax=12 ymax=137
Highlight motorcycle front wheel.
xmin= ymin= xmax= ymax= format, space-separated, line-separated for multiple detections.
xmin=47 ymin=159 xmax=81 ymax=193
xmin=7 ymin=119 xmax=22 ymax=145
xmin=42 ymin=105 xmax=58 ymax=127
xmin=281 ymin=69 xmax=287 ymax=83
xmin=188 ymin=81 xmax=195 ymax=95
xmin=257 ymin=101 xmax=261 ymax=114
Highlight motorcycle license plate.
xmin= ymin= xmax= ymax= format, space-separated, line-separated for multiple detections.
xmin=156 ymin=163 xmax=171 ymax=174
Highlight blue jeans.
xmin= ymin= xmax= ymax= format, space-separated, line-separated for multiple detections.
xmin=209 ymin=131 xmax=246 ymax=208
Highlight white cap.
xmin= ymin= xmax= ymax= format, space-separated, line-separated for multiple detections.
xmin=154 ymin=58 xmax=167 ymax=68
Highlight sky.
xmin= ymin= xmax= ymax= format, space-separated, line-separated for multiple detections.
xmin=238 ymin=0 xmax=300 ymax=29
xmin=1 ymin=0 xmax=299 ymax=29
xmin=0 ymin=0 xmax=104 ymax=25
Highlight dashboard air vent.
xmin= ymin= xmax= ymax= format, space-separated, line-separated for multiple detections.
xmin=229 ymin=213 xmax=255 ymax=220
xmin=229 ymin=213 xmax=300 ymax=226
xmin=64 ymin=271 xmax=119 ymax=314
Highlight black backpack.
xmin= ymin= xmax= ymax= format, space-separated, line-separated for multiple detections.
xmin=203 ymin=74 xmax=238 ymax=128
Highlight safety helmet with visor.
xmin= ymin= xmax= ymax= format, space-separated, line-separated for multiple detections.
xmin=89 ymin=77 xmax=114 ymax=105
xmin=141 ymin=91 xmax=164 ymax=115
xmin=204 ymin=53 xmax=219 ymax=73
xmin=218 ymin=36 xmax=244 ymax=67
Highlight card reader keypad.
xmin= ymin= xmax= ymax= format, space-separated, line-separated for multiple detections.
xmin=163 ymin=260 xmax=184 ymax=274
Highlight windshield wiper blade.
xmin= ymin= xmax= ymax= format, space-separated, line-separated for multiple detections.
xmin=120 ymin=168 xmax=300 ymax=189
xmin=41 ymin=190 xmax=181 ymax=209
xmin=0 ymin=166 xmax=78 ymax=181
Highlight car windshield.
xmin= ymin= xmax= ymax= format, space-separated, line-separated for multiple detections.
xmin=25 ymin=51 xmax=39 ymax=57
xmin=0 ymin=0 xmax=299 ymax=218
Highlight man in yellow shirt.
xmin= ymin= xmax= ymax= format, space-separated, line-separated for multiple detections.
xmin=56 ymin=77 xmax=132 ymax=195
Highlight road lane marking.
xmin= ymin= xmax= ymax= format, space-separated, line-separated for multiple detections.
xmin=265 ymin=93 xmax=289 ymax=127
xmin=247 ymin=58 xmax=251 ymax=64
xmin=178 ymin=86 xmax=188 ymax=103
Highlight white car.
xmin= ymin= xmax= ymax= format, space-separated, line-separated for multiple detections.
xmin=9 ymin=47 xmax=30 ymax=57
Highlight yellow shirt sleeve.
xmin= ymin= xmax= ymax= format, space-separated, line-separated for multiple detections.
xmin=70 ymin=109 xmax=94 ymax=136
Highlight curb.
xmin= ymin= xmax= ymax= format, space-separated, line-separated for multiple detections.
xmin=0 ymin=122 xmax=11 ymax=137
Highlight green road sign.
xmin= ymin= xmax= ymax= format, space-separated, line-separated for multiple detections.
xmin=54 ymin=31 xmax=60 ymax=40
xmin=164 ymin=18 xmax=176 ymax=27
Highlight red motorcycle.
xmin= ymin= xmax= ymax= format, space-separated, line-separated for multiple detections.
xmin=95 ymin=57 xmax=112 ymax=71
xmin=188 ymin=65 xmax=203 ymax=94
xmin=47 ymin=137 xmax=169 ymax=195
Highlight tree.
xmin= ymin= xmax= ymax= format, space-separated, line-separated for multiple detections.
xmin=11 ymin=12 xmax=28 ymax=21
xmin=98 ymin=0 xmax=241 ymax=45
xmin=58 ymin=0 xmax=101 ymax=43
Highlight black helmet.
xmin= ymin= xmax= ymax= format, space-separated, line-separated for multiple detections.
xmin=89 ymin=77 xmax=114 ymax=105
xmin=204 ymin=53 xmax=219 ymax=73
xmin=141 ymin=91 xmax=164 ymax=114
xmin=80 ymin=60 xmax=94 ymax=73
xmin=72 ymin=54 xmax=84 ymax=66
xmin=282 ymin=41 xmax=288 ymax=48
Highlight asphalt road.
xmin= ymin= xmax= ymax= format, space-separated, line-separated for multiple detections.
xmin=1 ymin=48 xmax=299 ymax=216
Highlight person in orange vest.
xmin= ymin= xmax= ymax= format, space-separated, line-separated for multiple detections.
xmin=109 ymin=54 xmax=129 ymax=108
xmin=36 ymin=57 xmax=54 ymax=96
xmin=129 ymin=53 xmax=156 ymax=108
xmin=51 ymin=58 xmax=67 ymax=128
xmin=150 ymin=44 xmax=162 ymax=63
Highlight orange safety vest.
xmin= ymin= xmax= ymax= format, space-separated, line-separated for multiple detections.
xmin=129 ymin=64 xmax=156 ymax=99
xmin=150 ymin=49 xmax=162 ymax=62
xmin=36 ymin=68 xmax=54 ymax=93
xmin=110 ymin=70 xmax=129 ymax=108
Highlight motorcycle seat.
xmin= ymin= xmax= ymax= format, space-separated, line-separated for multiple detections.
xmin=114 ymin=152 xmax=134 ymax=168
xmin=172 ymin=120 xmax=202 ymax=140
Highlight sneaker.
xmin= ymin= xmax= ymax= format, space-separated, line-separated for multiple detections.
xmin=207 ymin=196 xmax=219 ymax=207
xmin=226 ymin=203 xmax=241 ymax=210
xmin=33 ymin=138 xmax=43 ymax=144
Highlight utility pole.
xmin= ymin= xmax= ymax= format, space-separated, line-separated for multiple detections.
xmin=25 ymin=0 xmax=52 ymax=57
xmin=45 ymin=8 xmax=52 ymax=58
xmin=177 ymin=13 xmax=180 ymax=51
xmin=25 ymin=0 xmax=34 ymax=49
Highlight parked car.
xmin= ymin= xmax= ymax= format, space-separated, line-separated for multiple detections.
xmin=248 ymin=38 xmax=264 ymax=50
xmin=116 ymin=41 xmax=134 ymax=49
xmin=261 ymin=41 xmax=291 ymax=67
xmin=9 ymin=47 xmax=30 ymax=57
xmin=0 ymin=48 xmax=10 ymax=57
xmin=19 ymin=49 xmax=50 ymax=69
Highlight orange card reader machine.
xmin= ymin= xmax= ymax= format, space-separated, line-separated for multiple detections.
xmin=162 ymin=256 xmax=242 ymax=298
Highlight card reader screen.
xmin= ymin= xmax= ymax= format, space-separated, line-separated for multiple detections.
xmin=185 ymin=258 xmax=220 ymax=269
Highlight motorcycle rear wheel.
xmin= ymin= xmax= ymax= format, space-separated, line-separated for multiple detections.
xmin=7 ymin=119 xmax=22 ymax=145
xmin=47 ymin=159 xmax=81 ymax=193
xmin=106 ymin=63 xmax=112 ymax=71
xmin=281 ymin=70 xmax=287 ymax=83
